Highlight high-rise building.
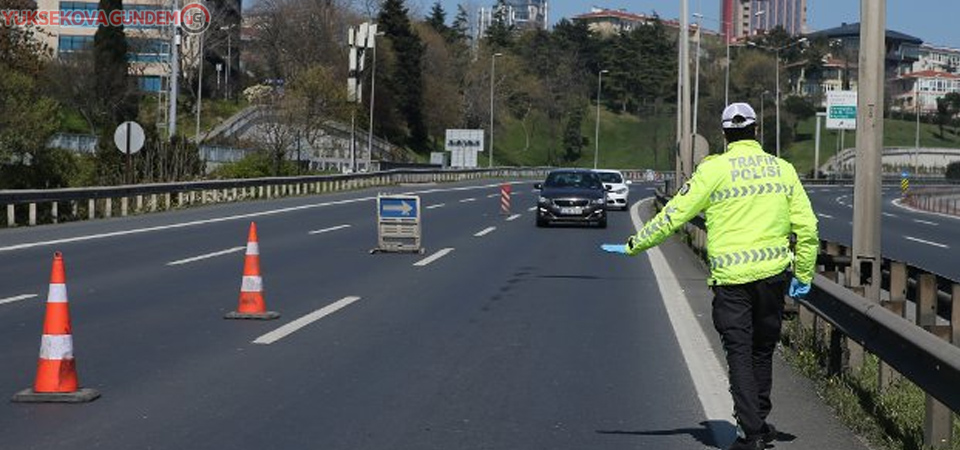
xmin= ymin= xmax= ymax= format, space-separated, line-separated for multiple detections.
xmin=476 ymin=0 xmax=548 ymax=40
xmin=721 ymin=0 xmax=807 ymax=43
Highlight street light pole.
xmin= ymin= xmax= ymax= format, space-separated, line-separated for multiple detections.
xmin=678 ymin=0 xmax=692 ymax=184
xmin=195 ymin=31 xmax=205 ymax=142
xmin=693 ymin=12 xmax=703 ymax=134
xmin=594 ymin=69 xmax=608 ymax=170
xmin=851 ymin=0 xmax=885 ymax=304
xmin=367 ymin=31 xmax=384 ymax=172
xmin=915 ymin=77 xmax=921 ymax=174
xmin=489 ymin=52 xmax=502 ymax=168
xmin=776 ymin=46 xmax=781 ymax=157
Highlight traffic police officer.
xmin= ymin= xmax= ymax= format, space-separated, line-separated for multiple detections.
xmin=623 ymin=103 xmax=818 ymax=450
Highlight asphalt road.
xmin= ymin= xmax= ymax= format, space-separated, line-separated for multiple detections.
xmin=0 ymin=180 xmax=867 ymax=450
xmin=805 ymin=184 xmax=960 ymax=280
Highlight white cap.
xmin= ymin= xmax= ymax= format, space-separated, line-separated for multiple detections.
xmin=721 ymin=103 xmax=758 ymax=129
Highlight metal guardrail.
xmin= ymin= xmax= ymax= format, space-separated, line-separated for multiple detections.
xmin=0 ymin=167 xmax=553 ymax=228
xmin=653 ymin=189 xmax=960 ymax=447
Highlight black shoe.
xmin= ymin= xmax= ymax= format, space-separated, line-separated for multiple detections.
xmin=728 ymin=437 xmax=763 ymax=450
xmin=760 ymin=423 xmax=777 ymax=443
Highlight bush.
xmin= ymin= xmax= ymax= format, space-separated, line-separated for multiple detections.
xmin=947 ymin=161 xmax=960 ymax=180
xmin=209 ymin=150 xmax=299 ymax=179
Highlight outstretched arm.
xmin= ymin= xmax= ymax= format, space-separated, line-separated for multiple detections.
xmin=627 ymin=167 xmax=716 ymax=256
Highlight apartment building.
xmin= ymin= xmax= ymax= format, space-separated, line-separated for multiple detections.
xmin=476 ymin=0 xmax=548 ymax=40
xmin=721 ymin=0 xmax=807 ymax=43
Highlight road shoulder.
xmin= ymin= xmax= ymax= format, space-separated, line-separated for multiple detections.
xmin=636 ymin=198 xmax=874 ymax=450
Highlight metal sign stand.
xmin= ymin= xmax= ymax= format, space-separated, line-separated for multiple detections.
xmin=372 ymin=194 xmax=423 ymax=254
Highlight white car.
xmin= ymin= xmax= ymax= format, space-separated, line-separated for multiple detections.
xmin=595 ymin=170 xmax=631 ymax=210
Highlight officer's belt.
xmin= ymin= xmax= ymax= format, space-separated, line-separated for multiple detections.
xmin=710 ymin=182 xmax=793 ymax=203
xmin=709 ymin=246 xmax=791 ymax=270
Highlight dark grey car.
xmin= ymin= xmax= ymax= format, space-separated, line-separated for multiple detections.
xmin=534 ymin=169 xmax=608 ymax=228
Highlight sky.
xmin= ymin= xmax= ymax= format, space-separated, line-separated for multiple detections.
xmin=426 ymin=0 xmax=960 ymax=48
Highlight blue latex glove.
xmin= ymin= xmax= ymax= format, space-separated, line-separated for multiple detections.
xmin=601 ymin=244 xmax=628 ymax=255
xmin=789 ymin=278 xmax=811 ymax=299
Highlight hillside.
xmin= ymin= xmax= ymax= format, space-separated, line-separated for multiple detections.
xmin=493 ymin=106 xmax=676 ymax=170
xmin=782 ymin=117 xmax=960 ymax=176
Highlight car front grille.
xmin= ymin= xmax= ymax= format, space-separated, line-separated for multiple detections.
xmin=554 ymin=199 xmax=589 ymax=207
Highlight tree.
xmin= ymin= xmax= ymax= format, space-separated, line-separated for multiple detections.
xmin=784 ymin=96 xmax=816 ymax=138
xmin=0 ymin=66 xmax=61 ymax=188
xmin=450 ymin=4 xmax=470 ymax=43
xmin=379 ymin=0 xmax=428 ymax=149
xmin=485 ymin=0 xmax=514 ymax=50
xmin=425 ymin=1 xmax=448 ymax=36
xmin=562 ymin=107 xmax=586 ymax=162
xmin=93 ymin=0 xmax=138 ymax=126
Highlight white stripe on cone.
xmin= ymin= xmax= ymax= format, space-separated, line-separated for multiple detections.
xmin=241 ymin=276 xmax=263 ymax=292
xmin=246 ymin=242 xmax=260 ymax=255
xmin=47 ymin=284 xmax=68 ymax=303
xmin=39 ymin=334 xmax=74 ymax=360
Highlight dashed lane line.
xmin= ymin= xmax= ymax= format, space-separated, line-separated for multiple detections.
xmin=413 ymin=248 xmax=455 ymax=267
xmin=506 ymin=214 xmax=521 ymax=222
xmin=0 ymin=294 xmax=39 ymax=306
xmin=913 ymin=219 xmax=939 ymax=226
xmin=459 ymin=198 xmax=477 ymax=203
xmin=474 ymin=227 xmax=497 ymax=237
xmin=308 ymin=224 xmax=352 ymax=235
xmin=426 ymin=204 xmax=445 ymax=210
xmin=252 ymin=296 xmax=361 ymax=345
xmin=904 ymin=236 xmax=949 ymax=249
xmin=167 ymin=247 xmax=246 ymax=266
xmin=817 ymin=213 xmax=834 ymax=219
xmin=882 ymin=212 xmax=897 ymax=218
xmin=527 ymin=206 xmax=537 ymax=212
xmin=0 ymin=182 xmax=514 ymax=254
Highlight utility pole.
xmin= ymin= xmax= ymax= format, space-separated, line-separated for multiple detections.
xmin=168 ymin=0 xmax=180 ymax=139
xmin=678 ymin=0 xmax=692 ymax=184
xmin=594 ymin=69 xmax=608 ymax=170
xmin=194 ymin=31 xmax=205 ymax=142
xmin=489 ymin=53 xmax=502 ymax=168
xmin=851 ymin=0 xmax=885 ymax=303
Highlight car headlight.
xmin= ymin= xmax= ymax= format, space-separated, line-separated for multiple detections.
xmin=538 ymin=196 xmax=550 ymax=204
xmin=615 ymin=187 xmax=628 ymax=194
xmin=592 ymin=198 xmax=606 ymax=205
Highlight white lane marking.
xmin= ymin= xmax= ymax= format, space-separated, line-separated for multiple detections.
xmin=253 ymin=296 xmax=361 ymax=345
xmin=913 ymin=219 xmax=939 ymax=226
xmin=506 ymin=214 xmax=521 ymax=222
xmin=474 ymin=226 xmax=496 ymax=237
xmin=904 ymin=236 xmax=950 ymax=249
xmin=0 ymin=182 xmax=514 ymax=254
xmin=527 ymin=206 xmax=537 ymax=212
xmin=426 ymin=203 xmax=445 ymax=210
xmin=459 ymin=198 xmax=477 ymax=203
xmin=817 ymin=213 xmax=834 ymax=219
xmin=487 ymin=193 xmax=500 ymax=198
xmin=0 ymin=294 xmax=38 ymax=306
xmin=308 ymin=224 xmax=352 ymax=235
xmin=414 ymin=248 xmax=454 ymax=267
xmin=630 ymin=198 xmax=735 ymax=448
xmin=882 ymin=212 xmax=897 ymax=218
xmin=167 ymin=247 xmax=246 ymax=266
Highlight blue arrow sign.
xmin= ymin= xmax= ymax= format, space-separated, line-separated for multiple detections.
xmin=380 ymin=197 xmax=418 ymax=219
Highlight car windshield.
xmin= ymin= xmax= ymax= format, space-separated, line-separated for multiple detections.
xmin=597 ymin=172 xmax=623 ymax=184
xmin=544 ymin=172 xmax=602 ymax=189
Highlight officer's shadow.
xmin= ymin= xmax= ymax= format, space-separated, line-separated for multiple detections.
xmin=596 ymin=420 xmax=796 ymax=449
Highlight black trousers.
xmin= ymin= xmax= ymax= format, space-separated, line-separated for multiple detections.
xmin=711 ymin=271 xmax=789 ymax=438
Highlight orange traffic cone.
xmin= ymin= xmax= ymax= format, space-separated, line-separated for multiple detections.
xmin=12 ymin=252 xmax=100 ymax=403
xmin=225 ymin=222 xmax=280 ymax=320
